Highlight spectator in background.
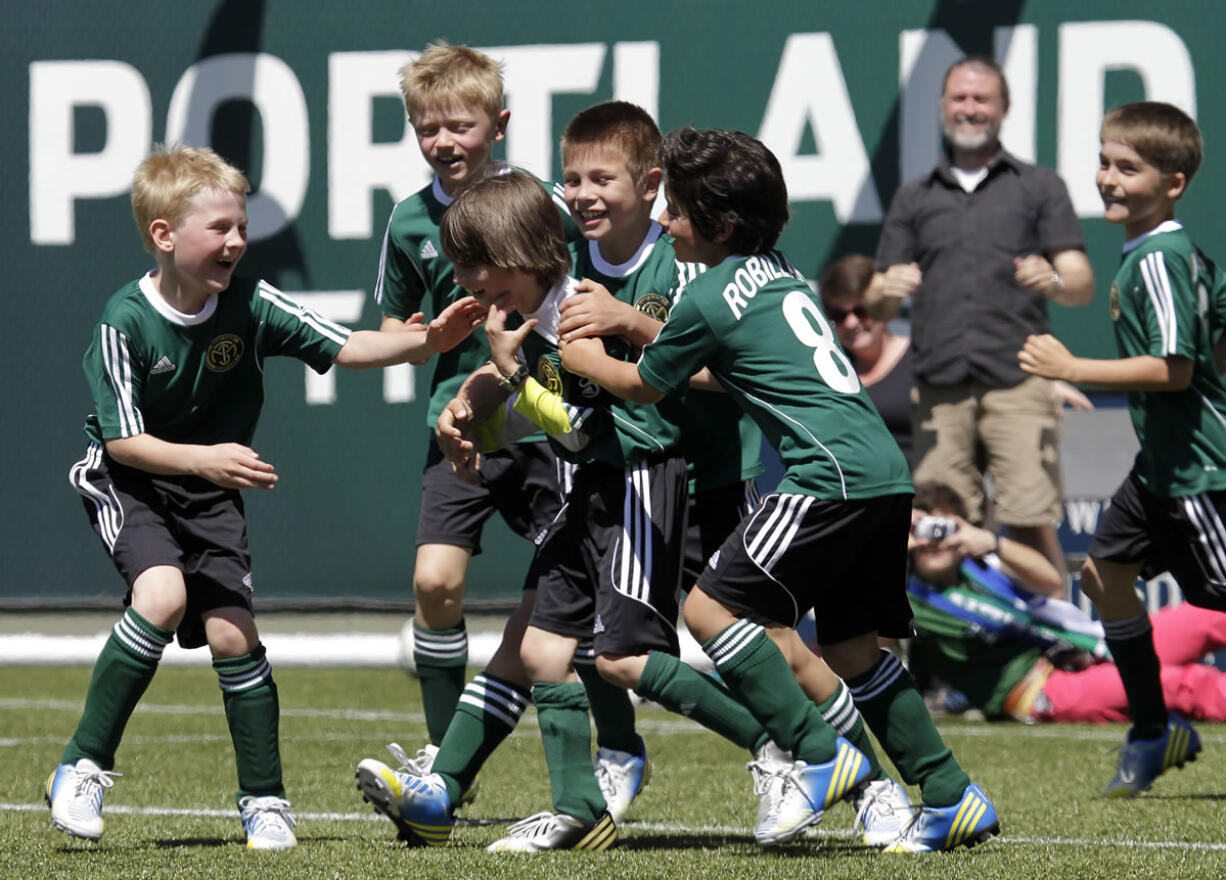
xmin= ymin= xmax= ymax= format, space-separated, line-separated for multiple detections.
xmin=819 ymin=254 xmax=914 ymax=465
xmin=907 ymin=482 xmax=1226 ymax=725
xmin=820 ymin=254 xmax=1091 ymax=472
xmin=868 ymin=55 xmax=1094 ymax=581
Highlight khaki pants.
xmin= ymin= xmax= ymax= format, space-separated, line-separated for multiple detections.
xmin=910 ymin=376 xmax=1063 ymax=526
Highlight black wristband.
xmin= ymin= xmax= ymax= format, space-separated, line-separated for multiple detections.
xmin=497 ymin=363 xmax=530 ymax=392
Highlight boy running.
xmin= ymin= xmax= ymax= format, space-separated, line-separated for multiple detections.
xmin=1020 ymin=101 xmax=1222 ymax=795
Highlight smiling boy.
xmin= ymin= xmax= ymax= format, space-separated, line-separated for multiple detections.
xmin=371 ymin=42 xmax=577 ymax=757
xmin=1019 ymin=101 xmax=1226 ymax=796
xmin=46 ymin=144 xmax=481 ymax=850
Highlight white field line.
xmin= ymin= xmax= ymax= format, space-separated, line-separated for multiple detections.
xmin=0 ymin=697 xmax=701 ymax=735
xmin=4 ymin=801 xmax=1225 ymax=851
xmin=5 ymin=697 xmax=1226 ymax=745
xmin=0 ymin=631 xmax=717 ymax=671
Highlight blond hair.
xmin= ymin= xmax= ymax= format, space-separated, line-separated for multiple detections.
xmin=561 ymin=101 xmax=661 ymax=185
xmin=131 ymin=144 xmax=249 ymax=254
xmin=1101 ymin=101 xmax=1203 ymax=183
xmin=439 ymin=169 xmax=570 ymax=289
xmin=399 ymin=40 xmax=503 ymax=124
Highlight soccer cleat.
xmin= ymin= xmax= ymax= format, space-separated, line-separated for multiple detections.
xmin=594 ymin=735 xmax=651 ymax=823
xmin=486 ymin=810 xmax=617 ymax=853
xmin=44 ymin=758 xmax=120 ymax=841
xmin=753 ymin=737 xmax=871 ymax=846
xmin=885 ymin=782 xmax=999 ymax=852
xmin=385 ymin=742 xmax=479 ymax=806
xmin=387 ymin=741 xmax=439 ymax=776
xmin=239 ymin=795 xmax=297 ymax=850
xmin=1102 ymin=714 xmax=1202 ymax=798
xmin=746 ymin=741 xmax=792 ymax=839
xmin=354 ymin=759 xmax=453 ymax=847
xmin=853 ymin=778 xmax=914 ymax=846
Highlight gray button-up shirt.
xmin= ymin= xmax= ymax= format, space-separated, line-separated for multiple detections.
xmin=875 ymin=149 xmax=1085 ymax=387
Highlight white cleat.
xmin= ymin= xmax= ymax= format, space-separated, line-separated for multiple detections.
xmin=853 ymin=778 xmax=913 ymax=846
xmin=593 ymin=738 xmax=651 ymax=823
xmin=44 ymin=758 xmax=119 ymax=841
xmin=240 ymin=795 xmax=297 ymax=850
xmin=486 ymin=811 xmax=617 ymax=853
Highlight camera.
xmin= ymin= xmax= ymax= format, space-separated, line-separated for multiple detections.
xmin=913 ymin=515 xmax=958 ymax=541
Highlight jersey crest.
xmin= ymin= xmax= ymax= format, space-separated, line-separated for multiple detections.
xmin=205 ymin=334 xmax=245 ymax=372
xmin=536 ymin=356 xmax=562 ymax=394
xmin=635 ymin=293 xmax=671 ymax=322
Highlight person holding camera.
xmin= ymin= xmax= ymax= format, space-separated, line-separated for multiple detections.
xmin=907 ymin=482 xmax=1226 ymax=724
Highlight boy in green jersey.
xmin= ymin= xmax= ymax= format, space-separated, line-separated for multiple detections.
xmin=563 ymin=127 xmax=999 ymax=853
xmin=46 ymin=145 xmax=482 ymax=850
xmin=1020 ymin=101 xmax=1226 ymax=796
xmin=374 ymin=42 xmax=574 ymax=749
xmin=556 ymin=102 xmax=911 ymax=845
xmin=359 ymin=110 xmax=806 ymax=850
xmin=374 ymin=166 xmax=817 ymax=852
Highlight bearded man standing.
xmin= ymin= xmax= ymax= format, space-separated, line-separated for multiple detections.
xmin=868 ymin=55 xmax=1094 ymax=580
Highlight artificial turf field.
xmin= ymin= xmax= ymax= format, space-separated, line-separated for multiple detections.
xmin=3 ymin=664 xmax=1224 ymax=880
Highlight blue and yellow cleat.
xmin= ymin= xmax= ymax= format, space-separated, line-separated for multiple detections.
xmin=754 ymin=736 xmax=871 ymax=846
xmin=885 ymin=782 xmax=999 ymax=853
xmin=355 ymin=759 xmax=453 ymax=846
xmin=1102 ymin=714 xmax=1201 ymax=798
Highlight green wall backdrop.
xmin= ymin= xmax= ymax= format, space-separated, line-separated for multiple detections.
xmin=5 ymin=1 xmax=1220 ymax=605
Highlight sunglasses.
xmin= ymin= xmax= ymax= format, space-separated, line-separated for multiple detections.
xmin=824 ymin=304 xmax=870 ymax=324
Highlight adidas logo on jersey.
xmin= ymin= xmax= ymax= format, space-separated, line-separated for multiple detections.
xmin=420 ymin=240 xmax=438 ymax=260
xmin=708 ymin=550 xmax=721 ymax=569
xmin=150 ymin=356 xmax=177 ymax=375
xmin=593 ymin=614 xmax=605 ymax=634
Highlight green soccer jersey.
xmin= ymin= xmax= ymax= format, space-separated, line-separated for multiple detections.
xmin=519 ymin=274 xmax=681 ymax=468
xmin=374 ymin=177 xmax=494 ymax=432
xmin=84 ymin=273 xmax=349 ymax=446
xmin=571 ymin=223 xmax=760 ymax=485
xmin=376 ymin=173 xmax=578 ymax=434
xmin=663 ymin=259 xmax=764 ymax=492
xmin=1110 ymin=221 xmax=1226 ymax=496
xmin=637 ymin=251 xmax=912 ymax=500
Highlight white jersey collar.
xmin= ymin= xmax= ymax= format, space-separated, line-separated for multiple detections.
xmin=587 ymin=222 xmax=664 ymax=277
xmin=1122 ymin=219 xmax=1183 ymax=254
xmin=139 ymin=272 xmax=219 ymax=326
xmin=522 ymin=277 xmax=580 ymax=346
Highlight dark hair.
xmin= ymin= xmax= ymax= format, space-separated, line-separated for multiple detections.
xmin=1101 ymin=101 xmax=1203 ymax=183
xmin=912 ymin=482 xmax=968 ymax=519
xmin=439 ymin=169 xmax=571 ymax=289
xmin=561 ymin=101 xmax=661 ymax=185
xmin=942 ymin=55 xmax=1010 ymax=106
xmin=818 ymin=254 xmax=875 ymax=309
xmin=658 ymin=127 xmax=789 ymax=255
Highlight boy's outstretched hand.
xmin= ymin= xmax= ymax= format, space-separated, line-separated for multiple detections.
xmin=1019 ymin=333 xmax=1076 ymax=381
xmin=426 ymin=295 xmax=486 ymax=353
